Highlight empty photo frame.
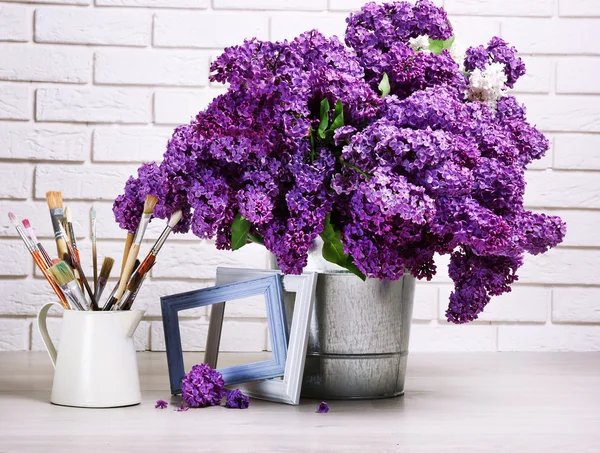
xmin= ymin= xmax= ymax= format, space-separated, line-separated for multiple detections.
xmin=208 ymin=267 xmax=317 ymax=405
xmin=161 ymin=275 xmax=288 ymax=395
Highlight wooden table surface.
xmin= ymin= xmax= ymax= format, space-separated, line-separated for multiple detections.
xmin=0 ymin=352 xmax=599 ymax=452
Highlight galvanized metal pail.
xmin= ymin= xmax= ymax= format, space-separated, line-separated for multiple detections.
xmin=298 ymin=271 xmax=415 ymax=399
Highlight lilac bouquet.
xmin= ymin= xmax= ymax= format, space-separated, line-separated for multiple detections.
xmin=114 ymin=0 xmax=565 ymax=323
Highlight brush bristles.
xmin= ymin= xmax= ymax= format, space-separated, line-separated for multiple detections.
xmin=100 ymin=257 xmax=115 ymax=279
xmin=8 ymin=212 xmax=18 ymax=227
xmin=64 ymin=206 xmax=72 ymax=222
xmin=169 ymin=210 xmax=183 ymax=229
xmin=22 ymin=219 xmax=31 ymax=229
xmin=48 ymin=261 xmax=76 ymax=286
xmin=143 ymin=195 xmax=159 ymax=215
xmin=46 ymin=191 xmax=64 ymax=210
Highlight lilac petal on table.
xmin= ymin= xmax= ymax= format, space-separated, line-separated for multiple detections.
xmin=316 ymin=402 xmax=329 ymax=413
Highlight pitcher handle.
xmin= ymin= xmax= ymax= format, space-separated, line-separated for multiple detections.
xmin=37 ymin=302 xmax=63 ymax=368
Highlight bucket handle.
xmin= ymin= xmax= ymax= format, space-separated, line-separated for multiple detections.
xmin=37 ymin=302 xmax=63 ymax=369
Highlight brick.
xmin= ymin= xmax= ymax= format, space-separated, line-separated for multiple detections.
xmin=97 ymin=0 xmax=208 ymax=7
xmin=0 ymin=124 xmax=88 ymax=161
xmin=0 ymin=241 xmax=29 ymax=276
xmin=329 ymin=0 xmax=443 ymax=11
xmin=36 ymin=87 xmax=150 ymax=124
xmin=553 ymin=134 xmax=600 ymax=170
xmin=154 ymin=12 xmax=268 ymax=49
xmin=412 ymin=283 xmax=438 ymax=321
xmin=0 ymin=164 xmax=32 ymax=199
xmin=544 ymin=209 xmax=600 ymax=247
xmin=557 ymin=58 xmax=600 ymax=94
xmin=222 ymin=294 xmax=268 ymax=318
xmin=410 ymin=324 xmax=497 ymax=352
xmin=134 ymin=280 xmax=211 ymax=317
xmin=219 ymin=320 xmax=267 ymax=352
xmin=35 ymin=164 xmax=139 ymax=201
xmin=150 ymin=319 xmax=209 ymax=351
xmin=0 ymin=44 xmax=89 ymax=84
xmin=0 ymin=200 xmax=86 ymax=240
xmin=448 ymin=17 xmax=500 ymax=48
xmin=154 ymin=90 xmax=221 ymax=125
xmin=513 ymin=57 xmax=553 ymax=94
xmin=553 ymin=288 xmax=600 ymax=323
xmin=0 ymin=319 xmax=29 ymax=351
xmin=35 ymin=8 xmax=150 ymax=47
xmin=524 ymin=171 xmax=600 ymax=209
xmin=94 ymin=50 xmax=208 ymax=87
xmin=439 ymin=286 xmax=549 ymax=323
xmin=559 ymin=0 xmax=600 ymax=17
xmin=152 ymin=242 xmax=271 ymax=279
xmin=214 ymin=0 xmax=326 ymax=10
xmin=518 ymin=249 xmax=600 ymax=285
xmin=0 ymin=84 xmax=29 ymax=120
xmin=271 ymin=14 xmax=346 ymax=41
xmin=503 ymin=19 xmax=600 ymax=55
xmin=93 ymin=127 xmax=171 ymax=163
xmin=0 ymin=4 xmax=28 ymax=42
xmin=133 ymin=321 xmax=151 ymax=351
xmin=446 ymin=0 xmax=553 ymax=16
xmin=1 ymin=0 xmax=88 ymax=4
xmin=498 ymin=325 xmax=600 ymax=351
xmin=519 ymin=95 xmax=600 ymax=133
xmin=0 ymin=280 xmax=58 ymax=316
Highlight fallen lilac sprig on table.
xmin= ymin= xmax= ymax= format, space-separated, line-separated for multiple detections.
xmin=181 ymin=363 xmax=226 ymax=408
xmin=317 ymin=402 xmax=329 ymax=413
xmin=155 ymin=399 xmax=168 ymax=409
xmin=225 ymin=389 xmax=250 ymax=409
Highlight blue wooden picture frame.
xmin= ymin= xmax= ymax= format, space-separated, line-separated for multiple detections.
xmin=161 ymin=275 xmax=288 ymax=395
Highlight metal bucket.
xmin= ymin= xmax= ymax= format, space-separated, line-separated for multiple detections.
xmin=298 ymin=271 xmax=415 ymax=400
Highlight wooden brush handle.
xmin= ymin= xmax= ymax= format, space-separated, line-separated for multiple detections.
xmin=56 ymin=237 xmax=68 ymax=261
xmin=116 ymin=243 xmax=140 ymax=299
xmin=92 ymin=241 xmax=98 ymax=294
xmin=121 ymin=233 xmax=134 ymax=273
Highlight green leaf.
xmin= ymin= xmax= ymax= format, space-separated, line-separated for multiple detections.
xmin=378 ymin=73 xmax=390 ymax=98
xmin=330 ymin=100 xmax=344 ymax=131
xmin=248 ymin=233 xmax=264 ymax=245
xmin=318 ymin=98 xmax=330 ymax=139
xmin=320 ymin=214 xmax=366 ymax=281
xmin=428 ymin=35 xmax=455 ymax=55
xmin=231 ymin=213 xmax=251 ymax=251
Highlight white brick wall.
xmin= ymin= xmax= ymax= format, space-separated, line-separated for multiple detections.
xmin=0 ymin=0 xmax=599 ymax=353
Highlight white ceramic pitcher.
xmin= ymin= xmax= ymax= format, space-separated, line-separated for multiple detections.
xmin=37 ymin=302 xmax=144 ymax=408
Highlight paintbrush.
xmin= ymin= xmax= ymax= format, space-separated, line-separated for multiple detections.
xmin=94 ymin=257 xmax=114 ymax=303
xmin=64 ymin=207 xmax=80 ymax=263
xmin=115 ymin=195 xmax=158 ymax=301
xmin=114 ymin=211 xmax=182 ymax=310
xmin=47 ymin=261 xmax=89 ymax=311
xmin=91 ymin=206 xmax=98 ymax=295
xmin=22 ymin=219 xmax=52 ymax=267
xmin=58 ymin=223 xmax=96 ymax=309
xmin=103 ymin=259 xmax=141 ymax=311
xmin=121 ymin=232 xmax=134 ymax=273
xmin=117 ymin=263 xmax=154 ymax=311
xmin=46 ymin=192 xmax=69 ymax=262
xmin=9 ymin=213 xmax=70 ymax=310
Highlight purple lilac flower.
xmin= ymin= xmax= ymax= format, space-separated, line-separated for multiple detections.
xmin=225 ymin=389 xmax=250 ymax=409
xmin=464 ymin=37 xmax=526 ymax=88
xmin=317 ymin=402 xmax=329 ymax=413
xmin=155 ymin=399 xmax=168 ymax=409
xmin=181 ymin=364 xmax=226 ymax=408
xmin=113 ymin=1 xmax=565 ymax=324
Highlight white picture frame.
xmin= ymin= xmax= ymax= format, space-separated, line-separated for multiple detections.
xmin=206 ymin=267 xmax=317 ymax=405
